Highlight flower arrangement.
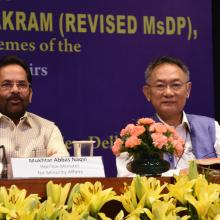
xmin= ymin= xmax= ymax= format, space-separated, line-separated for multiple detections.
xmin=116 ymin=167 xmax=220 ymax=220
xmin=112 ymin=117 xmax=184 ymax=158
xmin=1 ymin=164 xmax=220 ymax=220
xmin=0 ymin=180 xmax=117 ymax=220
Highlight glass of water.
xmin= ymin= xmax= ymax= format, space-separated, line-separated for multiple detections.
xmin=72 ymin=140 xmax=95 ymax=157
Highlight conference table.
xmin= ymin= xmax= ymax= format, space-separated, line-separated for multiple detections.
xmin=0 ymin=176 xmax=174 ymax=218
xmin=0 ymin=176 xmax=173 ymax=198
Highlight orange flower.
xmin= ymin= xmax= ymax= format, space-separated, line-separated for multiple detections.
xmin=120 ymin=124 xmax=135 ymax=137
xmin=149 ymin=122 xmax=168 ymax=133
xmin=112 ymin=138 xmax=123 ymax=156
xmin=151 ymin=133 xmax=168 ymax=149
xmin=173 ymin=138 xmax=185 ymax=157
xmin=120 ymin=124 xmax=145 ymax=137
xmin=125 ymin=136 xmax=141 ymax=148
xmin=112 ymin=117 xmax=184 ymax=159
xmin=165 ymin=125 xmax=176 ymax=133
xmin=130 ymin=125 xmax=145 ymax=136
xmin=137 ymin=117 xmax=155 ymax=125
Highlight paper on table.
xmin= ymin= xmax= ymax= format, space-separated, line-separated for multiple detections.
xmin=161 ymin=169 xmax=181 ymax=177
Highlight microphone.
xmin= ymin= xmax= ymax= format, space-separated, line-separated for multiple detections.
xmin=0 ymin=145 xmax=8 ymax=178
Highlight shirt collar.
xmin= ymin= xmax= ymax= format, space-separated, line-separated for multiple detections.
xmin=181 ymin=111 xmax=191 ymax=131
xmin=0 ymin=112 xmax=11 ymax=122
xmin=20 ymin=112 xmax=33 ymax=127
xmin=156 ymin=111 xmax=191 ymax=131
xmin=0 ymin=112 xmax=4 ymax=119
xmin=0 ymin=112 xmax=32 ymax=127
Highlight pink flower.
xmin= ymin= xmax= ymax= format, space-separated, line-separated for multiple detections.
xmin=173 ymin=138 xmax=185 ymax=157
xmin=130 ymin=125 xmax=145 ymax=136
xmin=165 ymin=125 xmax=176 ymax=133
xmin=120 ymin=129 xmax=126 ymax=137
xmin=125 ymin=136 xmax=141 ymax=148
xmin=149 ymin=122 xmax=168 ymax=133
xmin=120 ymin=124 xmax=145 ymax=137
xmin=120 ymin=124 xmax=135 ymax=137
xmin=151 ymin=133 xmax=168 ymax=149
xmin=137 ymin=117 xmax=155 ymax=125
xmin=112 ymin=138 xmax=123 ymax=156
xmin=112 ymin=117 xmax=185 ymax=158
xmin=168 ymin=136 xmax=174 ymax=142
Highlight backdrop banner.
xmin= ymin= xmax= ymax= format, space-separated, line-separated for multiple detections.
xmin=0 ymin=0 xmax=213 ymax=176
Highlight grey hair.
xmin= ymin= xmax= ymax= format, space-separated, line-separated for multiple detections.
xmin=144 ymin=56 xmax=190 ymax=83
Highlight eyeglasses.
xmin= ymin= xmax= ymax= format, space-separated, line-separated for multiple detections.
xmin=147 ymin=81 xmax=189 ymax=92
xmin=0 ymin=81 xmax=31 ymax=92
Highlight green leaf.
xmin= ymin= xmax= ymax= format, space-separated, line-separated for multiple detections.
xmin=188 ymin=160 xmax=199 ymax=180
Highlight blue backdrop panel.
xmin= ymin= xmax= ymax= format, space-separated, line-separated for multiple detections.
xmin=0 ymin=0 xmax=213 ymax=176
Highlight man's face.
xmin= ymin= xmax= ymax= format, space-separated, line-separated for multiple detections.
xmin=143 ymin=63 xmax=191 ymax=119
xmin=0 ymin=64 xmax=32 ymax=120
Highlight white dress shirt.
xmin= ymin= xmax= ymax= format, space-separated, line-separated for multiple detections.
xmin=0 ymin=112 xmax=69 ymax=178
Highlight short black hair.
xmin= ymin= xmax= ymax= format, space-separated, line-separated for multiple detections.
xmin=0 ymin=55 xmax=32 ymax=84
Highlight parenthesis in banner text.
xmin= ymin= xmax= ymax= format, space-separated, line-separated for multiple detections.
xmin=187 ymin=16 xmax=192 ymax=40
xmin=59 ymin=13 xmax=65 ymax=38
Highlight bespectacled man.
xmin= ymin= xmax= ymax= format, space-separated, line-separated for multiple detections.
xmin=0 ymin=55 xmax=69 ymax=178
xmin=116 ymin=56 xmax=220 ymax=177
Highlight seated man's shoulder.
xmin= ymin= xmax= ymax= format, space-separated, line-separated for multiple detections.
xmin=186 ymin=113 xmax=215 ymax=122
xmin=27 ymin=112 xmax=55 ymax=126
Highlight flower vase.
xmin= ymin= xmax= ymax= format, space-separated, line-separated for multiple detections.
xmin=126 ymin=151 xmax=170 ymax=176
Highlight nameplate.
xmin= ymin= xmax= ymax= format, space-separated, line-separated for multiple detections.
xmin=11 ymin=156 xmax=105 ymax=178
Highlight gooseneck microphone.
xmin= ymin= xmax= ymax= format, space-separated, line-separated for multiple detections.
xmin=0 ymin=145 xmax=8 ymax=178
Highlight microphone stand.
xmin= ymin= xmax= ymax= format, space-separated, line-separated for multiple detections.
xmin=0 ymin=145 xmax=8 ymax=178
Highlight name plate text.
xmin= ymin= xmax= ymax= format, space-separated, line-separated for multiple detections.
xmin=11 ymin=156 xmax=105 ymax=178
